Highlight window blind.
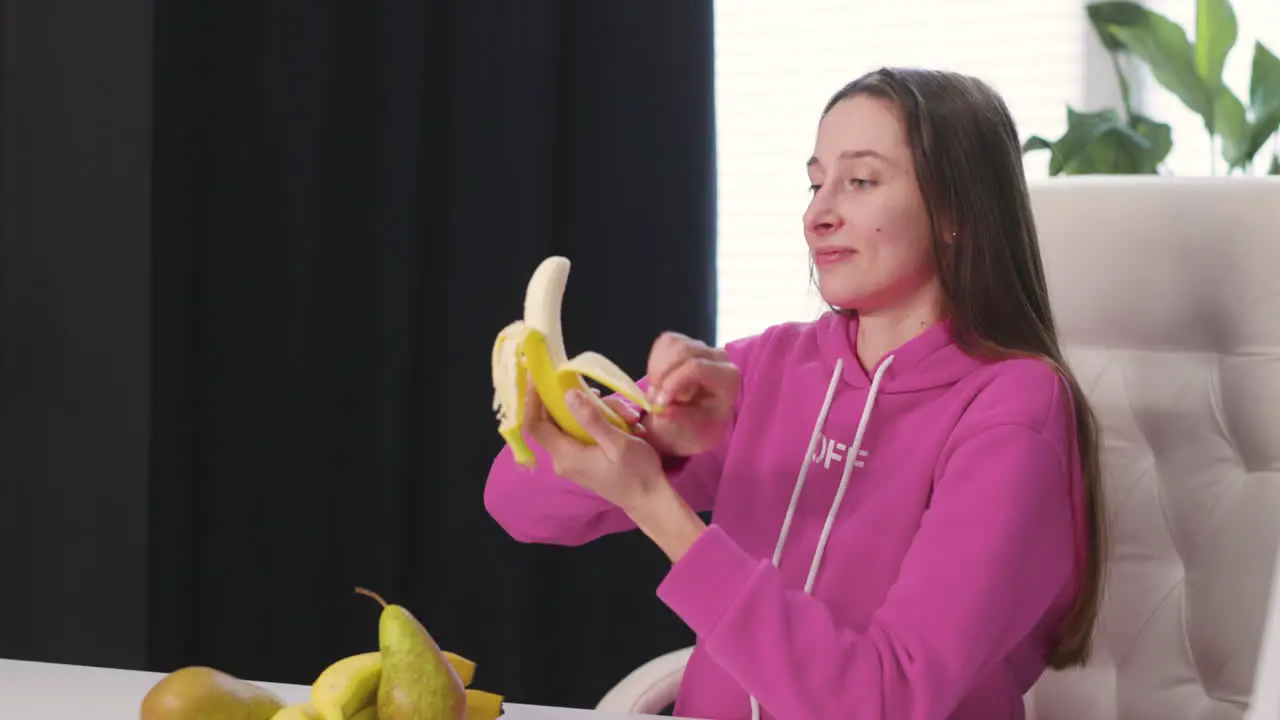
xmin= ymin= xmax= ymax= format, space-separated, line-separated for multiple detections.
xmin=712 ymin=1 xmax=1091 ymax=345
xmin=1140 ymin=0 xmax=1280 ymax=176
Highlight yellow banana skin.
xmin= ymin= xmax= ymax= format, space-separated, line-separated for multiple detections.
xmin=306 ymin=648 xmax=476 ymax=720
xmin=444 ymin=650 xmax=477 ymax=687
xmin=310 ymin=651 xmax=381 ymax=720
xmin=465 ymin=688 xmax=504 ymax=720
xmin=492 ymin=256 xmax=651 ymax=468
xmin=271 ymin=703 xmax=323 ymax=720
xmin=521 ymin=330 xmax=636 ymax=443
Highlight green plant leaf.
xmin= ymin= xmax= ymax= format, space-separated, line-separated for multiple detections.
xmin=1112 ymin=24 xmax=1214 ymax=122
xmin=1242 ymin=109 xmax=1280 ymax=167
xmin=1214 ymin=89 xmax=1252 ymax=168
xmin=1022 ymin=135 xmax=1057 ymax=154
xmin=1238 ymin=43 xmax=1280 ymax=168
xmin=1022 ymin=137 xmax=1056 ymax=153
xmin=1251 ymin=42 xmax=1280 ymax=120
xmin=1055 ymin=106 xmax=1163 ymax=174
xmin=1086 ymin=1 xmax=1148 ymax=51
xmin=1195 ymin=0 xmax=1237 ymax=93
xmin=1130 ymin=114 xmax=1174 ymax=170
xmin=1049 ymin=107 xmax=1130 ymax=174
xmin=1063 ymin=127 xmax=1149 ymax=174
xmin=1021 ymin=136 xmax=1064 ymax=174
xmin=1088 ymin=2 xmax=1215 ymax=126
xmin=1025 ymin=105 xmax=1170 ymax=176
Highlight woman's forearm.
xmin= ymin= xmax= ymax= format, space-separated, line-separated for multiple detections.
xmin=624 ymin=477 xmax=708 ymax=563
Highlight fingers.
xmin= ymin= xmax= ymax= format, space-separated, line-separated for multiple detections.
xmin=588 ymin=386 xmax=644 ymax=431
xmin=524 ymin=380 xmax=642 ymax=464
xmin=523 ymin=379 xmax=575 ymax=457
xmin=647 ymin=333 xmax=723 ymax=383
xmin=600 ymin=395 xmax=644 ymax=427
xmin=565 ymin=389 xmax=630 ymax=461
xmin=659 ymin=356 xmax=738 ymax=407
xmin=646 ymin=332 xmax=731 ymax=408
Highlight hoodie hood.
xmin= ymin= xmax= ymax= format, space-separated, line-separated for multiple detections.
xmin=815 ymin=311 xmax=985 ymax=393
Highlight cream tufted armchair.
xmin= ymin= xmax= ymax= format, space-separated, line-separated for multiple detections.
xmin=596 ymin=177 xmax=1280 ymax=719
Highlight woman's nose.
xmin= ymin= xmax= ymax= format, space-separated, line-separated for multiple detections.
xmin=804 ymin=198 xmax=843 ymax=237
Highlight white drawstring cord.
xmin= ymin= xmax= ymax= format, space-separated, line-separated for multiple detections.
xmin=749 ymin=355 xmax=894 ymax=720
xmin=771 ymin=358 xmax=844 ymax=568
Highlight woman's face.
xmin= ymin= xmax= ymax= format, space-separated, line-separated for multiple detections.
xmin=804 ymin=95 xmax=940 ymax=315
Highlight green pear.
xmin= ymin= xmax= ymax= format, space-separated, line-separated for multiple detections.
xmin=140 ymin=665 xmax=285 ymax=720
xmin=355 ymin=587 xmax=467 ymax=720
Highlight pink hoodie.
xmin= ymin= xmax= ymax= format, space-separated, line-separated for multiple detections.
xmin=484 ymin=312 xmax=1086 ymax=720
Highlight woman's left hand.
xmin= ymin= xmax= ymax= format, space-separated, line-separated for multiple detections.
xmin=528 ymin=386 xmax=668 ymax=513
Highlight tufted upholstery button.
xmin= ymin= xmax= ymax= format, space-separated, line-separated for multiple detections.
xmin=1025 ymin=177 xmax=1280 ymax=719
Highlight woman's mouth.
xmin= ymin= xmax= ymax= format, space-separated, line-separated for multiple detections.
xmin=812 ymin=247 xmax=856 ymax=267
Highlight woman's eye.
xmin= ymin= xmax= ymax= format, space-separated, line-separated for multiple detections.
xmin=847 ymin=177 xmax=875 ymax=189
xmin=808 ymin=183 xmax=822 ymax=194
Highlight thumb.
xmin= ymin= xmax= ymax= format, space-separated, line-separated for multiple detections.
xmin=565 ymin=388 xmax=628 ymax=456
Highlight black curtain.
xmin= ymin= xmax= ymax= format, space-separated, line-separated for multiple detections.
xmin=0 ymin=0 xmax=153 ymax=670
xmin=149 ymin=0 xmax=716 ymax=710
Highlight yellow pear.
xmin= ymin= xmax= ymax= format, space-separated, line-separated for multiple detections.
xmin=355 ymin=587 xmax=466 ymax=720
xmin=140 ymin=666 xmax=285 ymax=720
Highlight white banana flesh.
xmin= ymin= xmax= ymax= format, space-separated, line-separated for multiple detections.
xmin=491 ymin=256 xmax=650 ymax=467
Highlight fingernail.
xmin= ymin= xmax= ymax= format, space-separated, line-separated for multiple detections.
xmin=654 ymin=390 xmax=670 ymax=407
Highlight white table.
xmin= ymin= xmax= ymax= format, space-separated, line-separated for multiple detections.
xmin=0 ymin=658 xmax=672 ymax=720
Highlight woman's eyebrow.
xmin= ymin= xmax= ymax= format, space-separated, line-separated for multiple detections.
xmin=806 ymin=149 xmax=892 ymax=168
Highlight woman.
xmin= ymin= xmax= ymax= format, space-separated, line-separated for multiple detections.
xmin=483 ymin=67 xmax=1107 ymax=720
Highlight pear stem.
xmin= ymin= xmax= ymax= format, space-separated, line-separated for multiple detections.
xmin=354 ymin=586 xmax=388 ymax=608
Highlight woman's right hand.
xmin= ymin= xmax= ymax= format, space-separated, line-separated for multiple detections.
xmin=642 ymin=332 xmax=740 ymax=458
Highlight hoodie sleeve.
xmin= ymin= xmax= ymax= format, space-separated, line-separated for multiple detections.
xmin=483 ymin=335 xmax=760 ymax=548
xmin=655 ymin=422 xmax=1080 ymax=719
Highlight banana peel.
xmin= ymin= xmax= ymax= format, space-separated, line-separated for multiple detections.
xmin=310 ymin=652 xmax=381 ymax=720
xmin=273 ymin=700 xmax=375 ymax=720
xmin=466 ymin=689 xmax=504 ymax=720
xmin=309 ymin=649 xmax=494 ymax=720
xmin=492 ymin=256 xmax=651 ymax=467
xmin=444 ymin=651 xmax=477 ymax=687
xmin=270 ymin=703 xmax=323 ymax=720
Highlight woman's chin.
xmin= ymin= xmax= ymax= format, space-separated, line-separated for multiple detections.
xmin=818 ymin=288 xmax=866 ymax=311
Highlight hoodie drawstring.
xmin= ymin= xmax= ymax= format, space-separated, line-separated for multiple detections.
xmin=749 ymin=354 xmax=895 ymax=720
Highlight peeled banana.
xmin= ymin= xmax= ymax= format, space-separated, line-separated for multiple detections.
xmin=492 ymin=256 xmax=651 ymax=467
xmin=310 ymin=651 xmax=381 ymax=720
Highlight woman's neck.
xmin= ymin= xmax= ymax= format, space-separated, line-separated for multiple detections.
xmin=854 ymin=290 xmax=943 ymax=372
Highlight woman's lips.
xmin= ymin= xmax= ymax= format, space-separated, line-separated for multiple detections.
xmin=812 ymin=247 xmax=856 ymax=267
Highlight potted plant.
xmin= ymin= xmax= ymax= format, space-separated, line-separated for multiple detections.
xmin=1024 ymin=0 xmax=1280 ymax=175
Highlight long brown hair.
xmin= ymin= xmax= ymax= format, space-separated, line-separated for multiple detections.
xmin=823 ymin=67 xmax=1107 ymax=668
